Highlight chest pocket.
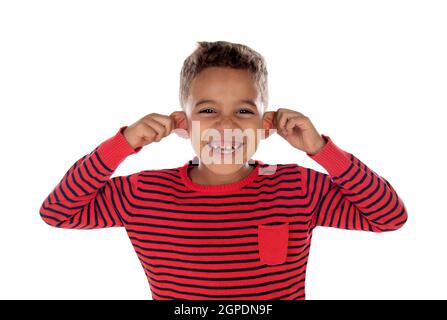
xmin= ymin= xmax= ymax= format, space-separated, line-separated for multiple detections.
xmin=257 ymin=222 xmax=289 ymax=265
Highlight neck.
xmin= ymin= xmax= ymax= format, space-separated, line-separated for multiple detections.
xmin=189 ymin=162 xmax=254 ymax=185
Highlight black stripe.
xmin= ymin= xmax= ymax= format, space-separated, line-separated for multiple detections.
xmin=334 ymin=160 xmax=354 ymax=180
xmin=39 ymin=212 xmax=60 ymax=223
xmin=120 ymin=181 xmax=313 ymax=219
xmin=149 ymin=277 xmax=306 ymax=299
xmin=138 ymin=186 xmax=304 ymax=198
xmin=382 ymin=206 xmax=406 ymax=225
xmin=362 ymin=182 xmax=396 ymax=217
xmin=98 ymin=181 xmax=120 ymax=227
xmin=139 ymin=174 xmax=187 ymax=187
xmin=41 ymin=203 xmax=73 ymax=219
xmin=144 ymin=254 xmax=309 ymax=282
xmin=372 ymin=197 xmax=401 ymax=224
xmin=148 ymin=267 xmax=306 ymax=291
xmin=77 ymin=165 xmax=97 ymax=191
xmin=336 ymin=163 xmax=359 ymax=188
xmin=94 ymin=150 xmax=113 ymax=173
xmin=63 ymin=172 xmax=79 ymax=197
xmin=70 ymin=170 xmax=89 ymax=195
xmin=80 ymin=160 xmax=103 ymax=185
xmin=243 ymin=178 xmax=301 ymax=189
xmin=140 ymin=171 xmax=181 ymax=180
xmin=124 ymin=218 xmax=309 ymax=232
xmin=310 ymin=170 xmax=330 ymax=228
xmin=321 ymin=187 xmax=341 ymax=227
xmin=273 ymin=281 xmax=306 ymax=300
xmin=121 ymin=210 xmax=309 ymax=224
xmin=126 ymin=227 xmax=309 ymax=240
xmin=107 ymin=177 xmax=127 ymax=226
xmin=139 ymin=180 xmax=196 ymax=193
xmin=132 ymin=194 xmax=306 ymax=207
xmin=88 ymin=153 xmax=109 ymax=177
xmin=130 ymin=236 xmax=308 ymax=252
xmin=137 ymin=243 xmax=311 ymax=274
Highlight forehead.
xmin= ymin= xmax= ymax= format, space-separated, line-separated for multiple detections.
xmin=189 ymin=67 xmax=259 ymax=101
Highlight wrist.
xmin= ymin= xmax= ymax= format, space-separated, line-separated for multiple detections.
xmin=306 ymin=136 xmax=327 ymax=156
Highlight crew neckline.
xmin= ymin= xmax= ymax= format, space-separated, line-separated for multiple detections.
xmin=179 ymin=156 xmax=263 ymax=193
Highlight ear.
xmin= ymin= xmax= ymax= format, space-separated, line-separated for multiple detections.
xmin=262 ymin=111 xmax=277 ymax=139
xmin=169 ymin=111 xmax=190 ymax=139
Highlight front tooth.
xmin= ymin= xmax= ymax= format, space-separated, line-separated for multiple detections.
xmin=208 ymin=143 xmax=242 ymax=153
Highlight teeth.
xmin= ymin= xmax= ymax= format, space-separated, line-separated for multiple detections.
xmin=207 ymin=142 xmax=243 ymax=154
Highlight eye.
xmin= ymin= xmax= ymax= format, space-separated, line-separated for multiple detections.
xmin=238 ymin=108 xmax=254 ymax=114
xmin=199 ymin=108 xmax=215 ymax=113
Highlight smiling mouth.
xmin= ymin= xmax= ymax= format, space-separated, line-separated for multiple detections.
xmin=206 ymin=141 xmax=244 ymax=155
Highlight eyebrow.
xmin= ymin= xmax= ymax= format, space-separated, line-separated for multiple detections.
xmin=194 ymin=99 xmax=258 ymax=109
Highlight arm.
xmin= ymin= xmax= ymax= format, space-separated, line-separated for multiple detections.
xmin=39 ymin=126 xmax=142 ymax=229
xmin=301 ymin=135 xmax=408 ymax=232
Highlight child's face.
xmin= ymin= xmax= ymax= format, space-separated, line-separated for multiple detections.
xmin=184 ymin=66 xmax=268 ymax=175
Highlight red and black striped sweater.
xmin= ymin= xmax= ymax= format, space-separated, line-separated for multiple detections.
xmin=40 ymin=126 xmax=408 ymax=300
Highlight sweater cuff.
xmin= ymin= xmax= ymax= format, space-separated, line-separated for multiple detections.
xmin=307 ymin=134 xmax=352 ymax=177
xmin=96 ymin=126 xmax=142 ymax=172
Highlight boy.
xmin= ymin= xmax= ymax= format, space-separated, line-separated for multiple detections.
xmin=40 ymin=40 xmax=408 ymax=300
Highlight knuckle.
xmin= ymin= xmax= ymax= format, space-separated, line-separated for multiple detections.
xmin=136 ymin=122 xmax=146 ymax=131
xmin=148 ymin=130 xmax=156 ymax=138
xmin=154 ymin=135 xmax=162 ymax=142
xmin=145 ymin=113 xmax=157 ymax=120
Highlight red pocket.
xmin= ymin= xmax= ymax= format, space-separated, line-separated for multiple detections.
xmin=257 ymin=222 xmax=289 ymax=265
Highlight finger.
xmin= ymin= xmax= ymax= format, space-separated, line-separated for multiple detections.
xmin=292 ymin=111 xmax=306 ymax=118
xmin=151 ymin=114 xmax=174 ymax=136
xmin=277 ymin=109 xmax=293 ymax=133
xmin=141 ymin=118 xmax=167 ymax=142
xmin=140 ymin=125 xmax=158 ymax=143
xmin=285 ymin=116 xmax=306 ymax=134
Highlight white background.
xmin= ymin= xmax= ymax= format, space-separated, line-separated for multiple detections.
xmin=1 ymin=0 xmax=446 ymax=299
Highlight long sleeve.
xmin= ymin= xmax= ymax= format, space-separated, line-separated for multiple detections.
xmin=39 ymin=126 xmax=142 ymax=229
xmin=301 ymin=134 xmax=408 ymax=232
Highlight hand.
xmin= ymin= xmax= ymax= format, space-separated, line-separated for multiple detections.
xmin=123 ymin=111 xmax=187 ymax=150
xmin=266 ymin=108 xmax=326 ymax=156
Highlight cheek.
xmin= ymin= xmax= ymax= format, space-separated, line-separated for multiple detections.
xmin=241 ymin=121 xmax=263 ymax=147
xmin=189 ymin=121 xmax=212 ymax=152
xmin=188 ymin=118 xmax=200 ymax=153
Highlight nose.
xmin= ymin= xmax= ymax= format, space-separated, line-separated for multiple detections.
xmin=213 ymin=117 xmax=245 ymax=143
xmin=215 ymin=115 xmax=238 ymax=129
